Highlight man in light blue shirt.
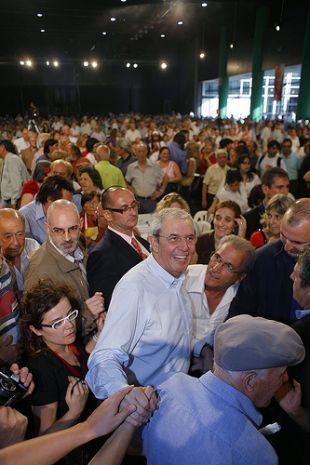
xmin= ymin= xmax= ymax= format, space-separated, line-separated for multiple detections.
xmin=86 ymin=208 xmax=198 ymax=399
xmin=143 ymin=315 xmax=305 ymax=465
xmin=19 ymin=176 xmax=74 ymax=244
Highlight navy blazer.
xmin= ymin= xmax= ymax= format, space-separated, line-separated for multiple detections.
xmin=87 ymin=229 xmax=150 ymax=310
xmin=228 ymin=239 xmax=296 ymax=324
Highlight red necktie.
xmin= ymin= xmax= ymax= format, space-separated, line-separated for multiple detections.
xmin=131 ymin=237 xmax=148 ymax=260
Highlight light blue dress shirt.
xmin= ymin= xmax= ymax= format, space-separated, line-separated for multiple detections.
xmin=19 ymin=201 xmax=47 ymax=244
xmin=86 ymin=254 xmax=194 ymax=398
xmin=143 ymin=371 xmax=278 ymax=465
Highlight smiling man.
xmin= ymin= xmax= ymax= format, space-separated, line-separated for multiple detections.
xmin=185 ymin=236 xmax=255 ymax=372
xmin=86 ymin=208 xmax=198 ymax=399
xmin=228 ymin=198 xmax=310 ymax=324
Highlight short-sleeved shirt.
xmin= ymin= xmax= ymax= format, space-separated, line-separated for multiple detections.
xmin=203 ymin=163 xmax=229 ymax=195
xmin=126 ymin=160 xmax=164 ymax=197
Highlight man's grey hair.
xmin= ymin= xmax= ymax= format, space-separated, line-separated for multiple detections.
xmin=46 ymin=199 xmax=79 ymax=225
xmin=217 ymin=235 xmax=256 ymax=274
xmin=215 ymin=149 xmax=228 ymax=159
xmin=150 ymin=208 xmax=194 ymax=237
xmin=0 ymin=208 xmax=25 ymax=228
xmin=298 ymin=245 xmax=310 ymax=288
xmin=285 ymin=198 xmax=310 ymax=227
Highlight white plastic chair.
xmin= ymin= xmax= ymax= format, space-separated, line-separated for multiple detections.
xmin=193 ymin=210 xmax=209 ymax=223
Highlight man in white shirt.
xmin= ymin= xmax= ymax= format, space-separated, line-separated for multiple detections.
xmin=86 ymin=208 xmax=198 ymax=399
xmin=185 ymin=235 xmax=255 ymax=371
xmin=125 ymin=121 xmax=141 ymax=143
xmin=256 ymin=140 xmax=287 ymax=177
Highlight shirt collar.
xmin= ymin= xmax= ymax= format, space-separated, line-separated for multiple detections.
xmin=200 ymin=371 xmax=262 ymax=427
xmin=147 ymin=254 xmax=185 ymax=288
xmin=49 ymin=238 xmax=84 ymax=263
xmin=295 ymin=309 xmax=310 ymax=319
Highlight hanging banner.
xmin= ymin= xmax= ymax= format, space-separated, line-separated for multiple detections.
xmin=274 ymin=64 xmax=284 ymax=101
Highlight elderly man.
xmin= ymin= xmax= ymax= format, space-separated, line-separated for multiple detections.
xmin=125 ymin=142 xmax=168 ymax=213
xmin=142 ymin=315 xmax=305 ymax=465
xmin=185 ymin=235 xmax=255 ymax=370
xmin=24 ymin=199 xmax=104 ymax=338
xmin=201 ymin=149 xmax=229 ymax=210
xmin=19 ymin=175 xmax=74 ymax=244
xmin=94 ymin=144 xmax=126 ymax=189
xmin=229 ymin=198 xmax=310 ymax=324
xmin=0 ymin=209 xmax=39 ymax=292
xmin=87 ymin=187 xmax=150 ymax=309
xmin=86 ymin=208 xmax=198 ymax=398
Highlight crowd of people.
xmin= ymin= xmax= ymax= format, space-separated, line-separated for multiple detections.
xmin=0 ymin=112 xmax=310 ymax=465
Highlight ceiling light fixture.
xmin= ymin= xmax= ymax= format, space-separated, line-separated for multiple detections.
xmin=110 ymin=17 xmax=116 ymax=22
xmin=201 ymin=2 xmax=208 ymax=7
xmin=91 ymin=61 xmax=98 ymax=68
xmin=40 ymin=29 xmax=45 ymax=33
xmin=275 ymin=24 xmax=280 ymax=31
xmin=102 ymin=31 xmax=107 ymax=35
xmin=126 ymin=62 xmax=131 ymax=68
xmin=46 ymin=61 xmax=50 ymax=66
xmin=133 ymin=63 xmax=138 ymax=68
xmin=230 ymin=43 xmax=234 ymax=49
xmin=37 ymin=13 xmax=43 ymax=17
xmin=83 ymin=61 xmax=89 ymax=67
xmin=20 ymin=60 xmax=25 ymax=65
xmin=121 ymin=0 xmax=127 ymax=2
xmin=177 ymin=21 xmax=183 ymax=25
xmin=160 ymin=62 xmax=168 ymax=70
xmin=199 ymin=52 xmax=205 ymax=59
xmin=26 ymin=60 xmax=32 ymax=67
xmin=160 ymin=34 xmax=165 ymax=38
xmin=53 ymin=60 xmax=59 ymax=67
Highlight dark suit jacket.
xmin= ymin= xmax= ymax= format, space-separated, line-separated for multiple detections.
xmin=228 ymin=239 xmax=296 ymax=324
xmin=244 ymin=203 xmax=265 ymax=239
xmin=87 ymin=229 xmax=150 ymax=309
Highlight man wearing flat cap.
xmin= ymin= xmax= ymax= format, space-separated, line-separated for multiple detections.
xmin=142 ymin=315 xmax=305 ymax=465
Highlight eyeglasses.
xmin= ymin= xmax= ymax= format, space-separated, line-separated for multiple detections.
xmin=210 ymin=252 xmax=242 ymax=274
xmin=156 ymin=234 xmax=196 ymax=245
xmin=41 ymin=309 xmax=79 ymax=330
xmin=1 ymin=232 xmax=25 ymax=241
xmin=105 ymin=200 xmax=140 ymax=214
xmin=50 ymin=225 xmax=80 ymax=236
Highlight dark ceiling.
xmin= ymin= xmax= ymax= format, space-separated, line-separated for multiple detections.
xmin=1 ymin=0 xmax=305 ymax=66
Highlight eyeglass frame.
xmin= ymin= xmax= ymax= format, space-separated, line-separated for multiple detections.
xmin=50 ymin=224 xmax=80 ymax=236
xmin=40 ymin=309 xmax=79 ymax=330
xmin=155 ymin=234 xmax=196 ymax=245
xmin=210 ymin=252 xmax=243 ymax=274
xmin=104 ymin=200 xmax=140 ymax=214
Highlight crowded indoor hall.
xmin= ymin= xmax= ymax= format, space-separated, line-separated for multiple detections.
xmin=0 ymin=1 xmax=310 ymax=465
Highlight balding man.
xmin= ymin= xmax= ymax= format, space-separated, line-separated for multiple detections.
xmin=143 ymin=315 xmax=305 ymax=465
xmin=94 ymin=144 xmax=126 ymax=189
xmin=0 ymin=209 xmax=39 ymax=292
xmin=228 ymin=198 xmax=310 ymax=324
xmin=24 ymin=200 xmax=104 ymax=338
xmin=125 ymin=142 xmax=167 ymax=213
xmin=87 ymin=187 xmax=150 ymax=309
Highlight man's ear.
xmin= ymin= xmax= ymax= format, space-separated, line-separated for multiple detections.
xmin=79 ymin=216 xmax=84 ymax=230
xmin=29 ymin=324 xmax=43 ymax=337
xmin=262 ymin=184 xmax=269 ymax=197
xmin=148 ymin=234 xmax=159 ymax=254
xmin=242 ymin=371 xmax=258 ymax=393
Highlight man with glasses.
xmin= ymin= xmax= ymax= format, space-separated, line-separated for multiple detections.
xmin=24 ymin=199 xmax=104 ymax=339
xmin=185 ymin=235 xmax=255 ymax=373
xmin=228 ymin=198 xmax=310 ymax=324
xmin=87 ymin=208 xmax=200 ymax=407
xmin=87 ymin=187 xmax=150 ymax=309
